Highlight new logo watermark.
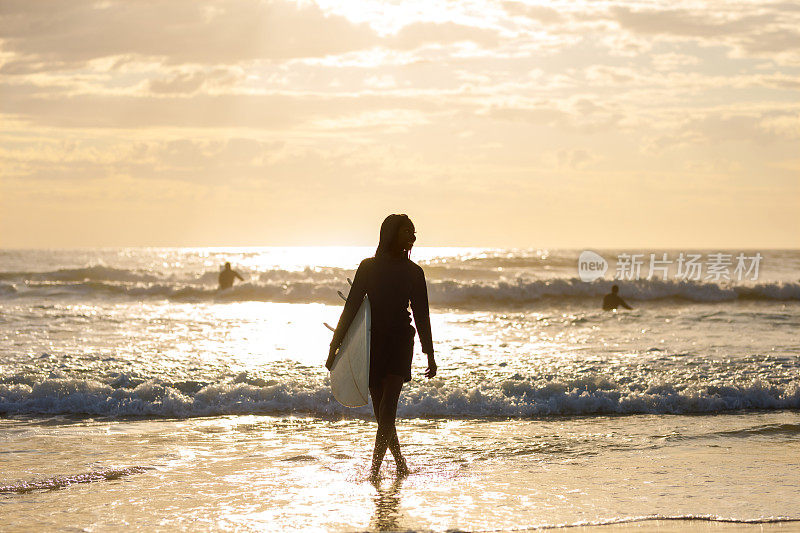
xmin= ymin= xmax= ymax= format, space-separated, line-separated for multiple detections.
xmin=577 ymin=251 xmax=763 ymax=282
xmin=578 ymin=251 xmax=608 ymax=282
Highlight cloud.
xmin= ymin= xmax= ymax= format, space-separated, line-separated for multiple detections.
xmin=651 ymin=53 xmax=701 ymax=71
xmin=737 ymin=28 xmax=800 ymax=54
xmin=0 ymin=87 xmax=450 ymax=129
xmin=391 ymin=21 xmax=500 ymax=49
xmin=642 ymin=109 xmax=800 ymax=154
xmin=610 ymin=6 xmax=773 ymax=39
xmin=500 ymin=2 xmax=800 ymax=60
xmin=148 ymin=72 xmax=209 ymax=95
xmin=0 ymin=136 xmax=287 ymax=183
xmin=502 ymin=2 xmax=564 ymax=24
xmin=0 ymin=0 xmax=507 ymax=77
xmin=1 ymin=0 xmax=799 ymax=248
xmin=486 ymin=104 xmax=568 ymax=126
xmin=609 ymin=4 xmax=800 ymax=57
xmin=147 ymin=68 xmax=242 ymax=95
xmin=557 ymin=148 xmax=594 ymax=169
xmin=0 ymin=0 xmax=378 ymax=69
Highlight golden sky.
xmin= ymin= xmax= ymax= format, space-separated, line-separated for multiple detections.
xmin=1 ymin=0 xmax=798 ymax=248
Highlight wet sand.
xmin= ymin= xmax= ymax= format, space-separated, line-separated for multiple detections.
xmin=2 ymin=414 xmax=799 ymax=531
xmin=542 ymin=520 xmax=800 ymax=532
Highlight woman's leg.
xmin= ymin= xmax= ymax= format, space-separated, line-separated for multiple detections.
xmin=369 ymin=374 xmax=407 ymax=479
xmin=369 ymin=379 xmax=406 ymax=472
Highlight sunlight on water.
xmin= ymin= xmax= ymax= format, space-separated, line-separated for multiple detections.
xmin=1 ymin=248 xmax=799 ymax=530
xmin=157 ymin=246 xmax=485 ymax=273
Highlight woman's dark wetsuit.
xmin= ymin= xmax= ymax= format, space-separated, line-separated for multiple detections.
xmin=330 ymin=255 xmax=433 ymax=386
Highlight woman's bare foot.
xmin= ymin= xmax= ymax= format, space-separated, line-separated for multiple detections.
xmin=368 ymin=465 xmax=381 ymax=485
xmin=396 ymin=458 xmax=410 ymax=478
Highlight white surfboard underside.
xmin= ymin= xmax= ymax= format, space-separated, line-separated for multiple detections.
xmin=330 ymin=296 xmax=371 ymax=407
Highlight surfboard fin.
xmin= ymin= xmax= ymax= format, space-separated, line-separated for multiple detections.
xmin=347 ymin=278 xmax=353 ymax=286
xmin=323 ymin=322 xmax=335 ymax=332
xmin=337 ymin=290 xmax=348 ymax=302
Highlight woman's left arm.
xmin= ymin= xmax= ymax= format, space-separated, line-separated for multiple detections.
xmin=410 ymin=265 xmax=436 ymax=378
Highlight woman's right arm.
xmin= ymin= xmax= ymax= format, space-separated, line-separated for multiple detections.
xmin=326 ymin=259 xmax=369 ymax=369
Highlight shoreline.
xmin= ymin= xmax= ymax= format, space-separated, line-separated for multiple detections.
xmin=536 ymin=518 xmax=800 ymax=532
xmin=2 ymin=413 xmax=799 ymax=531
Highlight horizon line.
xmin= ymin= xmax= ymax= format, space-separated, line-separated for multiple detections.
xmin=1 ymin=245 xmax=798 ymax=251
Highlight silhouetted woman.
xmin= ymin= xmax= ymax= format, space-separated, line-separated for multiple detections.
xmin=327 ymin=214 xmax=436 ymax=481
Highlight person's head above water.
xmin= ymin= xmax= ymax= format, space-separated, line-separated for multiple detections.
xmin=375 ymin=214 xmax=416 ymax=258
xmin=611 ymin=284 xmax=619 ymax=294
xmin=224 ymin=262 xmax=231 ymax=270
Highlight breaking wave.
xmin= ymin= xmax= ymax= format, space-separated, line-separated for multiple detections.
xmin=0 ymin=466 xmax=151 ymax=494
xmin=0 ymin=265 xmax=162 ymax=284
xmin=1 ymin=271 xmax=798 ymax=306
xmin=1 ymin=373 xmax=797 ymax=419
xmin=427 ymin=278 xmax=800 ymax=305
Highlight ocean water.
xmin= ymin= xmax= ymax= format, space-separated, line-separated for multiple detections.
xmin=1 ymin=247 xmax=798 ymax=531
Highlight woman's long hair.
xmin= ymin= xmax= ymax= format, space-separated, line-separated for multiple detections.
xmin=375 ymin=214 xmax=414 ymax=258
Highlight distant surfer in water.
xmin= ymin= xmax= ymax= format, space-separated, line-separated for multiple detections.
xmin=602 ymin=284 xmax=633 ymax=311
xmin=327 ymin=214 xmax=437 ymax=482
xmin=218 ymin=262 xmax=244 ymax=290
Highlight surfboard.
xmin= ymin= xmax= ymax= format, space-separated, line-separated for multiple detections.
xmin=329 ymin=295 xmax=371 ymax=407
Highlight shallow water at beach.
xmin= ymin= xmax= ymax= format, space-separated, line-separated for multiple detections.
xmin=1 ymin=247 xmax=798 ymax=530
xmin=1 ymin=413 xmax=799 ymax=531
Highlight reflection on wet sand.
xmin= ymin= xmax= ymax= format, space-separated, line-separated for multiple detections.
xmin=371 ymin=477 xmax=404 ymax=531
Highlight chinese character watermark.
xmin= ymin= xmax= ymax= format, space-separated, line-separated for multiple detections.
xmin=578 ymin=251 xmax=762 ymax=282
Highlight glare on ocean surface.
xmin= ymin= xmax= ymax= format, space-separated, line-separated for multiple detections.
xmin=1 ymin=247 xmax=799 ymax=531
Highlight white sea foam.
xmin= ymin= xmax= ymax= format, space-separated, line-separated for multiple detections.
xmin=0 ymin=466 xmax=151 ymax=494
xmin=543 ymin=515 xmax=800 ymax=529
xmin=2 ymin=249 xmax=798 ymax=307
xmin=4 ymin=275 xmax=799 ymax=306
xmin=0 ymin=265 xmax=161 ymax=283
xmin=2 ymin=375 xmax=797 ymax=419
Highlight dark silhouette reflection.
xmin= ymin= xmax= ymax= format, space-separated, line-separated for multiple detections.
xmin=602 ymin=284 xmax=633 ymax=311
xmin=218 ymin=262 xmax=244 ymax=290
xmin=371 ymin=477 xmax=405 ymax=531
